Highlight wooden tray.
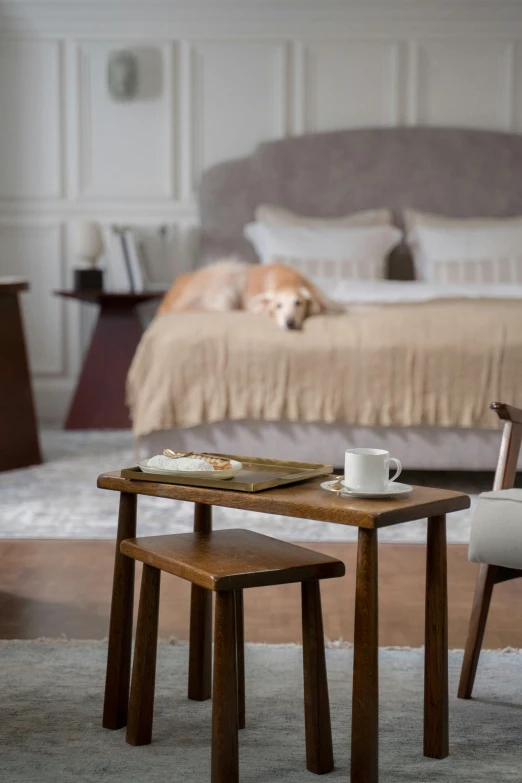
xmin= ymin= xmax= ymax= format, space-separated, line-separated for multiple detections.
xmin=120 ymin=453 xmax=332 ymax=492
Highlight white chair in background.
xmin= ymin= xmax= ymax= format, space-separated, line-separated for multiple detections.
xmin=458 ymin=401 xmax=522 ymax=699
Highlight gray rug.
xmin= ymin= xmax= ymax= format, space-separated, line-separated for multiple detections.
xmin=1 ymin=640 xmax=521 ymax=782
xmin=0 ymin=430 xmax=485 ymax=543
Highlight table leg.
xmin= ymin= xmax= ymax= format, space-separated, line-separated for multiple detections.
xmin=188 ymin=503 xmax=213 ymax=701
xmin=302 ymin=579 xmax=334 ymax=775
xmin=235 ymin=590 xmax=246 ymax=729
xmin=65 ymin=302 xmax=143 ymax=429
xmin=212 ymin=591 xmax=239 ymax=783
xmin=351 ymin=527 xmax=379 ymax=783
xmin=424 ymin=515 xmax=449 ymax=759
xmin=126 ymin=564 xmax=161 ymax=746
xmin=103 ymin=492 xmax=137 ymax=729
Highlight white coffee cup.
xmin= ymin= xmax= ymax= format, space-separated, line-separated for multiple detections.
xmin=344 ymin=448 xmax=402 ymax=493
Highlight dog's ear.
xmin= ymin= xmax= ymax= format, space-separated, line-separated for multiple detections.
xmin=299 ymin=286 xmax=322 ymax=316
xmin=248 ymin=292 xmax=274 ymax=315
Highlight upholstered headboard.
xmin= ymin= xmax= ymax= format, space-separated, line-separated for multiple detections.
xmin=198 ymin=127 xmax=522 ymax=280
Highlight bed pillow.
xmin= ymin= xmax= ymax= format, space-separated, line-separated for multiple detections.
xmin=244 ymin=221 xmax=402 ymax=281
xmin=255 ymin=204 xmax=392 ymax=228
xmin=405 ymin=209 xmax=522 ymax=282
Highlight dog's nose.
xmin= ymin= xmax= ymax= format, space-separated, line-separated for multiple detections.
xmin=286 ymin=318 xmax=297 ymax=330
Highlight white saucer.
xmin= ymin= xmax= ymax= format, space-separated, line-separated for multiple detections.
xmin=320 ymin=480 xmax=413 ymax=499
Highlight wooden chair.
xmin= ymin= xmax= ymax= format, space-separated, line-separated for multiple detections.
xmin=120 ymin=528 xmax=345 ymax=782
xmin=458 ymin=401 xmax=522 ymax=699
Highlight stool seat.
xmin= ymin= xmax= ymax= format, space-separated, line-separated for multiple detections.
xmin=121 ymin=528 xmax=345 ymax=591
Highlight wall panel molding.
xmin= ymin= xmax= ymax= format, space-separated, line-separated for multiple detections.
xmin=504 ymin=41 xmax=517 ymax=130
xmin=0 ymin=220 xmax=65 ymax=376
xmin=0 ymin=38 xmax=62 ymax=199
xmin=301 ymin=39 xmax=404 ymax=132
xmin=178 ymin=41 xmax=195 ymax=201
xmin=413 ymin=38 xmax=515 ymax=129
xmin=190 ymin=39 xmax=288 ymax=184
xmin=77 ymin=40 xmax=175 ymax=199
xmin=512 ymin=41 xmax=522 ymax=131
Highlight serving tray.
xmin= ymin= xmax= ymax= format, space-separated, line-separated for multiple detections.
xmin=120 ymin=453 xmax=332 ymax=492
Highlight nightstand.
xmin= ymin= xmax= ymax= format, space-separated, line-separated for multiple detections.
xmin=56 ymin=290 xmax=165 ymax=429
xmin=0 ymin=278 xmax=42 ymax=470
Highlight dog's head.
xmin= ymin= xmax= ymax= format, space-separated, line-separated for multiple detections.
xmin=250 ymin=286 xmax=323 ymax=330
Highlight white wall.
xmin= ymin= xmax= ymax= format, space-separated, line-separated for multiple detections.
xmin=2 ymin=0 xmax=522 ymax=422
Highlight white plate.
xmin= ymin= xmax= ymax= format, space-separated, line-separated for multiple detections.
xmin=138 ymin=458 xmax=243 ymax=481
xmin=321 ymin=480 xmax=413 ymax=499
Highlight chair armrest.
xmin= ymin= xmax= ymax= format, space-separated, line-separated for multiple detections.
xmin=491 ymin=401 xmax=522 ymax=425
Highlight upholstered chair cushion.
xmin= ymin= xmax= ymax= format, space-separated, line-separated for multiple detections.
xmin=469 ymin=489 xmax=522 ymax=570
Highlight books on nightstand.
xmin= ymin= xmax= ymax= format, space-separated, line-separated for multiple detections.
xmin=105 ymin=225 xmax=174 ymax=292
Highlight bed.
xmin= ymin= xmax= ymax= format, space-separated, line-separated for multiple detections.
xmin=130 ymin=127 xmax=522 ymax=469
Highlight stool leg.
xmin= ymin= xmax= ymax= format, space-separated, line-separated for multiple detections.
xmin=424 ymin=515 xmax=449 ymax=759
xmin=103 ymin=492 xmax=137 ymax=730
xmin=126 ymin=564 xmax=161 ymax=746
xmin=351 ymin=527 xmax=378 ymax=783
xmin=189 ymin=503 xmax=213 ymax=701
xmin=301 ymin=580 xmax=334 ymax=775
xmin=235 ymin=590 xmax=246 ymax=730
xmin=212 ymin=591 xmax=239 ymax=783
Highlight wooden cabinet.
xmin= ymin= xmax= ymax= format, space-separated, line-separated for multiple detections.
xmin=0 ymin=279 xmax=42 ymax=471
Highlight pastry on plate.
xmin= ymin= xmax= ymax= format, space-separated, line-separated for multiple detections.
xmin=163 ymin=449 xmax=232 ymax=471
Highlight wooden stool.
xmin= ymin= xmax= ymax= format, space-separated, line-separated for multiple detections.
xmin=121 ymin=528 xmax=345 ymax=782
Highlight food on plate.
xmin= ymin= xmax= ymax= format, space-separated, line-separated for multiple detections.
xmin=163 ymin=449 xmax=232 ymax=471
xmin=146 ymin=454 xmax=214 ymax=472
xmin=202 ymin=456 xmax=233 ymax=471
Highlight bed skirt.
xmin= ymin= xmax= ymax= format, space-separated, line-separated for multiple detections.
xmin=141 ymin=421 xmax=513 ymax=471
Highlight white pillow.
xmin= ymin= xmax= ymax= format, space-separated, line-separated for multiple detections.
xmin=244 ymin=222 xmax=402 ymax=281
xmin=255 ymin=204 xmax=392 ymax=228
xmin=410 ymin=224 xmax=522 ymax=284
xmin=405 ymin=209 xmax=522 ymax=282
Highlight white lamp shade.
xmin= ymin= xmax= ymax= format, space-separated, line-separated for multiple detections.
xmin=70 ymin=220 xmax=104 ymax=260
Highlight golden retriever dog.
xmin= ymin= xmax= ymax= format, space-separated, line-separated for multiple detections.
xmin=158 ymin=259 xmax=344 ymax=330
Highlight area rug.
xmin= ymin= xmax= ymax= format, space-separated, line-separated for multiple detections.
xmin=1 ymin=640 xmax=521 ymax=782
xmin=0 ymin=430 xmax=487 ymax=543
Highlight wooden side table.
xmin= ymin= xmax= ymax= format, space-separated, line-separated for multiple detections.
xmin=56 ymin=291 xmax=165 ymax=429
xmin=0 ymin=279 xmax=42 ymax=471
xmin=97 ymin=472 xmax=470 ymax=783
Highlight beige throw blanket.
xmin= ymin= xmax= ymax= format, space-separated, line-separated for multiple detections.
xmin=127 ymin=301 xmax=522 ymax=437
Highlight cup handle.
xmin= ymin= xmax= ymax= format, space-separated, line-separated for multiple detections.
xmin=387 ymin=457 xmax=402 ymax=483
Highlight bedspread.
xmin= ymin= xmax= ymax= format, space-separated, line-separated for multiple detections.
xmin=127 ymin=301 xmax=522 ymax=437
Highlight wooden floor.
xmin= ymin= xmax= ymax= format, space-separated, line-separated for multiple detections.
xmin=1 ymin=540 xmax=521 ymax=647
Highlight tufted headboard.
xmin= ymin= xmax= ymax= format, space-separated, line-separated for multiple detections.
xmin=198 ymin=127 xmax=522 ymax=280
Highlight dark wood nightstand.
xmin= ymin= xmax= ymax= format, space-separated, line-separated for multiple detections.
xmin=0 ymin=278 xmax=42 ymax=470
xmin=56 ymin=290 xmax=165 ymax=429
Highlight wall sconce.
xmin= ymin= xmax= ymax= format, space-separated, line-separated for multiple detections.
xmin=107 ymin=50 xmax=138 ymax=100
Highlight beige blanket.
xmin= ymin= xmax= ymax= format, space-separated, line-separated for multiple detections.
xmin=127 ymin=301 xmax=522 ymax=437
